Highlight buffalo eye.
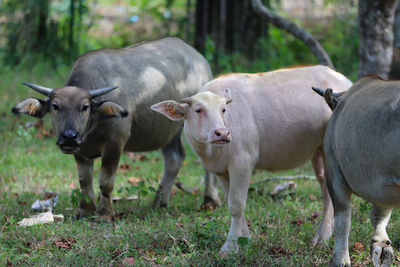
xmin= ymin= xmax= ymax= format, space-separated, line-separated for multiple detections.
xmin=222 ymin=108 xmax=226 ymax=113
xmin=52 ymin=103 xmax=60 ymax=111
xmin=195 ymin=108 xmax=202 ymax=113
xmin=82 ymin=104 xmax=89 ymax=112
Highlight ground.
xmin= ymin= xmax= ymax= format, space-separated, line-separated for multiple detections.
xmin=0 ymin=66 xmax=399 ymax=266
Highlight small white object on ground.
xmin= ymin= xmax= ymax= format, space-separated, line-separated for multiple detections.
xmin=17 ymin=211 xmax=64 ymax=227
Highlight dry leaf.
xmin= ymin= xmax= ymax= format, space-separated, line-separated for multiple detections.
xmin=55 ymin=238 xmax=76 ymax=249
xmin=310 ymin=211 xmax=320 ymax=220
xmin=119 ymin=163 xmax=132 ymax=172
xmin=354 ymin=242 xmax=364 ymax=251
xmin=126 ymin=152 xmax=135 ymax=161
xmin=291 ymin=219 xmax=304 ymax=226
xmin=128 ymin=177 xmax=143 ymax=186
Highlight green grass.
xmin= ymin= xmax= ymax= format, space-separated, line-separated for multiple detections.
xmin=1 ymin=65 xmax=399 ymax=266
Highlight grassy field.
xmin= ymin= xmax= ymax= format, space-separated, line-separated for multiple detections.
xmin=1 ymin=65 xmax=399 ymax=266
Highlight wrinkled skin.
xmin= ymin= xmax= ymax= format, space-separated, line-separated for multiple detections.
xmin=320 ymin=76 xmax=400 ymax=267
xmin=12 ymin=37 xmax=220 ymax=221
xmin=152 ymin=65 xmax=353 ymax=255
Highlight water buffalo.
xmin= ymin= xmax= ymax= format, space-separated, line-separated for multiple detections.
xmin=316 ymin=76 xmax=400 ymax=267
xmin=12 ymin=37 xmax=218 ymax=221
xmin=151 ymin=65 xmax=353 ymax=255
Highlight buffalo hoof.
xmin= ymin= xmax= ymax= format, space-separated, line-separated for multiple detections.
xmin=371 ymin=240 xmax=394 ymax=267
xmin=218 ymin=241 xmax=238 ymax=258
xmin=201 ymin=196 xmax=219 ymax=211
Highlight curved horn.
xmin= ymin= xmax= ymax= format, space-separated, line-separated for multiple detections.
xmin=180 ymin=97 xmax=193 ymax=105
xmin=333 ymin=91 xmax=344 ymax=98
xmin=311 ymin=86 xmax=326 ymax=97
xmin=22 ymin=82 xmax=53 ymax=97
xmin=89 ymin=86 xmax=118 ymax=99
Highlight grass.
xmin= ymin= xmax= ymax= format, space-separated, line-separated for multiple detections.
xmin=1 ymin=64 xmax=399 ymax=266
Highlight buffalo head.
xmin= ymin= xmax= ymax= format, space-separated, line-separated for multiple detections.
xmin=12 ymin=83 xmax=128 ymax=154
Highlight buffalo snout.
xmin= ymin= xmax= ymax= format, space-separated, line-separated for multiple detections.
xmin=57 ymin=129 xmax=82 ymax=154
xmin=210 ymin=128 xmax=231 ymax=144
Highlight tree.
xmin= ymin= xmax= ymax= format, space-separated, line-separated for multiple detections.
xmin=250 ymin=0 xmax=333 ymax=68
xmin=358 ymin=0 xmax=398 ymax=78
xmin=194 ymin=0 xmax=269 ymax=70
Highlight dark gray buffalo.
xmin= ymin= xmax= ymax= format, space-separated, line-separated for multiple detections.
xmin=12 ymin=37 xmax=216 ymax=220
xmin=315 ymin=76 xmax=400 ymax=266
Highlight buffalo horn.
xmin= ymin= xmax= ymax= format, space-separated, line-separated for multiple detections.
xmin=181 ymin=97 xmax=193 ymax=105
xmin=89 ymin=86 xmax=118 ymax=99
xmin=22 ymin=82 xmax=53 ymax=97
xmin=311 ymin=86 xmax=326 ymax=97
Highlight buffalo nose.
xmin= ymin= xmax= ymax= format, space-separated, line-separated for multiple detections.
xmin=214 ymin=128 xmax=230 ymax=138
xmin=61 ymin=129 xmax=78 ymax=140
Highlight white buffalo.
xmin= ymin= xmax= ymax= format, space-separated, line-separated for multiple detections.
xmin=152 ymin=66 xmax=352 ymax=254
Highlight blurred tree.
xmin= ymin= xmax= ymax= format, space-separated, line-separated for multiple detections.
xmin=0 ymin=0 xmax=88 ymax=66
xmin=194 ymin=0 xmax=269 ymax=70
xmin=251 ymin=0 xmax=333 ymax=67
xmin=358 ymin=0 xmax=398 ymax=78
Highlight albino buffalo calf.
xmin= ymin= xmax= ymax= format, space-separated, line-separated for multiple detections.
xmin=152 ymin=66 xmax=352 ymax=255
xmin=317 ymin=76 xmax=400 ymax=267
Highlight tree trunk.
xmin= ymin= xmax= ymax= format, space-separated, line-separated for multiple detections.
xmin=194 ymin=0 xmax=268 ymax=67
xmin=250 ymin=0 xmax=333 ymax=68
xmin=358 ymin=0 xmax=398 ymax=78
xmin=69 ymin=0 xmax=76 ymax=62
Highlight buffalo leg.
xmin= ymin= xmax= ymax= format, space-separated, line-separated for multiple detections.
xmin=97 ymin=145 xmax=121 ymax=220
xmin=312 ymin=147 xmax=334 ymax=245
xmin=154 ymin=129 xmax=185 ymax=208
xmin=326 ymin=155 xmax=352 ymax=267
xmin=370 ymin=205 xmax=394 ymax=267
xmin=74 ymin=154 xmax=96 ymax=218
xmin=219 ymin=163 xmax=251 ymax=256
xmin=201 ymin=170 xmax=221 ymax=211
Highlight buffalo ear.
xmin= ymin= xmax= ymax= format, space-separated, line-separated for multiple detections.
xmin=94 ymin=101 xmax=128 ymax=119
xmin=151 ymin=100 xmax=187 ymax=121
xmin=12 ymin=98 xmax=49 ymax=118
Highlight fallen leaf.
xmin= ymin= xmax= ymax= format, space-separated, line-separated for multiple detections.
xmin=176 ymin=222 xmax=184 ymax=227
xmin=310 ymin=211 xmax=320 ymax=220
xmin=291 ymin=219 xmax=304 ymax=226
xmin=55 ymin=238 xmax=76 ymax=250
xmin=119 ymin=163 xmax=132 ymax=172
xmin=126 ymin=152 xmax=135 ymax=161
xmin=354 ymin=242 xmax=364 ymax=251
xmin=34 ymin=120 xmax=44 ymax=129
xmin=135 ymin=154 xmax=147 ymax=161
xmin=18 ymin=201 xmax=27 ymax=205
xmin=309 ymin=194 xmax=317 ymax=201
xmin=128 ymin=177 xmax=143 ymax=186
xmin=69 ymin=182 xmax=75 ymax=189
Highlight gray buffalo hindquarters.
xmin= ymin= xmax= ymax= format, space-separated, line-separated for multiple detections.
xmin=12 ymin=37 xmax=216 ymax=220
xmin=320 ymin=75 xmax=400 ymax=267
